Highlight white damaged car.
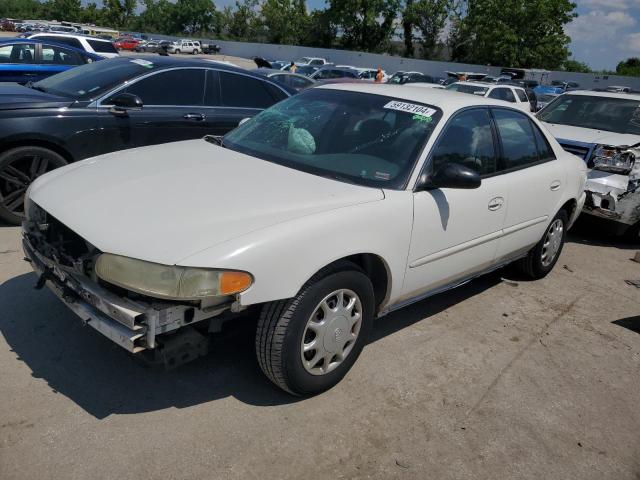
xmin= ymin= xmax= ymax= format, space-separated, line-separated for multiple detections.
xmin=538 ymin=90 xmax=640 ymax=237
xmin=23 ymin=85 xmax=586 ymax=395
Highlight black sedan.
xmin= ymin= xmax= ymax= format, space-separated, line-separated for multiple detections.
xmin=0 ymin=56 xmax=295 ymax=224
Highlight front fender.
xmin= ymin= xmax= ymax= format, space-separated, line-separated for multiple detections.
xmin=178 ymin=190 xmax=414 ymax=307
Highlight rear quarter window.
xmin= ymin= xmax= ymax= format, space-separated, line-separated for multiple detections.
xmin=87 ymin=39 xmax=117 ymax=54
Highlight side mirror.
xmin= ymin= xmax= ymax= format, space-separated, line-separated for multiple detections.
xmin=420 ymin=163 xmax=481 ymax=190
xmin=109 ymin=93 xmax=143 ymax=116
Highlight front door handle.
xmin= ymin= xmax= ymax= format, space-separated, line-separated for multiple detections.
xmin=488 ymin=196 xmax=504 ymax=211
xmin=183 ymin=113 xmax=205 ymax=121
xmin=550 ymin=180 xmax=561 ymax=191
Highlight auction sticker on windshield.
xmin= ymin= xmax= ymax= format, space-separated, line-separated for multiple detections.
xmin=384 ymin=100 xmax=437 ymax=117
xmin=130 ymin=59 xmax=154 ymax=68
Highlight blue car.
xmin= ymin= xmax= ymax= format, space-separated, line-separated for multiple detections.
xmin=0 ymin=38 xmax=103 ymax=84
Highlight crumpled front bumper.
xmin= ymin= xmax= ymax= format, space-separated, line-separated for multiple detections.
xmin=22 ymin=236 xmax=228 ymax=353
xmin=582 ymin=170 xmax=640 ymax=228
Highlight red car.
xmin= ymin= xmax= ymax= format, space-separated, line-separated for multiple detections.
xmin=114 ymin=37 xmax=139 ymax=51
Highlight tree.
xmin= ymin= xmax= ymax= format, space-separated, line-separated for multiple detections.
xmin=616 ymin=58 xmax=640 ymax=77
xmin=563 ymin=59 xmax=591 ymax=73
xmin=174 ymin=0 xmax=218 ymax=34
xmin=261 ymin=0 xmax=308 ymax=44
xmin=328 ymin=0 xmax=401 ymax=53
xmin=102 ymin=0 xmax=137 ymax=28
xmin=300 ymin=10 xmax=337 ymax=47
xmin=133 ymin=0 xmax=178 ymax=33
xmin=0 ymin=0 xmax=43 ymax=19
xmin=454 ymin=0 xmax=577 ymax=69
xmin=224 ymin=0 xmax=260 ymax=40
xmin=43 ymin=0 xmax=83 ymax=22
xmin=403 ymin=0 xmax=449 ymax=59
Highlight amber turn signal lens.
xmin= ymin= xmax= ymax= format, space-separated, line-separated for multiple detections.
xmin=219 ymin=271 xmax=253 ymax=295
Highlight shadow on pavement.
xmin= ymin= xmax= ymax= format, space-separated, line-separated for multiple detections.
xmin=1 ymin=269 xmax=502 ymax=419
xmin=612 ymin=316 xmax=640 ymax=335
xmin=568 ymin=217 xmax=639 ymax=250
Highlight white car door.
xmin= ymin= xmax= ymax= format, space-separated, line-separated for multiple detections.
xmin=490 ymin=108 xmax=566 ymax=262
xmin=402 ymin=107 xmax=509 ymax=302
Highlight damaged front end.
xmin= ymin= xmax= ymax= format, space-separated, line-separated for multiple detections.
xmin=583 ymin=144 xmax=640 ymax=234
xmin=22 ymin=203 xmax=239 ymax=365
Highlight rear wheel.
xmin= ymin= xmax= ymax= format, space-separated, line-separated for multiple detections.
xmin=192 ymin=49 xmax=199 ymax=54
xmin=256 ymin=263 xmax=374 ymax=395
xmin=515 ymin=209 xmax=568 ymax=279
xmin=0 ymin=146 xmax=67 ymax=224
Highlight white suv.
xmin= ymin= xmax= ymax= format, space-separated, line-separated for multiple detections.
xmin=447 ymin=81 xmax=533 ymax=112
xmin=168 ymin=40 xmax=201 ymax=54
xmin=26 ymin=33 xmax=119 ymax=58
xmin=23 ymin=85 xmax=586 ymax=395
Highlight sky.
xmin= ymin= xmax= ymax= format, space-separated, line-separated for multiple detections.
xmin=88 ymin=0 xmax=640 ymax=71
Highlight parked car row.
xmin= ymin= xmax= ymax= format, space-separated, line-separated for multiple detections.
xmin=0 ymin=44 xmax=636 ymax=396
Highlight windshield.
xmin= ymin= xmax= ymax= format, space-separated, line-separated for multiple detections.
xmin=223 ymin=89 xmax=442 ymax=189
xmin=446 ymin=83 xmax=489 ymax=96
xmin=32 ymin=58 xmax=160 ymax=100
xmin=537 ymin=94 xmax=640 ymax=134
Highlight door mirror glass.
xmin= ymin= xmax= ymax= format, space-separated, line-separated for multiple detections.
xmin=427 ymin=163 xmax=481 ymax=189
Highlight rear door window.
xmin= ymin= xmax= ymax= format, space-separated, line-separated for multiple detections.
xmin=219 ymin=71 xmax=278 ymax=108
xmin=41 ymin=44 xmax=84 ymax=65
xmin=515 ymin=89 xmax=528 ymax=102
xmin=87 ymin=39 xmax=117 ymax=54
xmin=492 ymin=108 xmax=540 ymax=170
xmin=488 ymin=88 xmax=516 ymax=103
xmin=121 ymin=69 xmax=206 ymax=105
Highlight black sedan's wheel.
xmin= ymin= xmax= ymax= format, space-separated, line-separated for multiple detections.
xmin=0 ymin=146 xmax=67 ymax=224
xmin=256 ymin=262 xmax=375 ymax=396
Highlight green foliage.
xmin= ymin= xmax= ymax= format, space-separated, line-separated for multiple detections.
xmin=616 ymin=58 xmax=640 ymax=77
xmin=0 ymin=0 xmax=591 ymax=72
xmin=327 ymin=0 xmax=401 ymax=52
xmin=403 ymin=0 xmax=449 ymax=59
xmin=562 ymin=59 xmax=591 ymax=73
xmin=261 ymin=0 xmax=308 ymax=44
xmin=0 ymin=0 xmax=45 ymax=19
xmin=453 ymin=0 xmax=577 ymax=69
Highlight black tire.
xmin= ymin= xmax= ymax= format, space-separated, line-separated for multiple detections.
xmin=0 ymin=146 xmax=67 ymax=225
xmin=256 ymin=262 xmax=375 ymax=395
xmin=192 ymin=49 xmax=199 ymax=54
xmin=515 ymin=209 xmax=569 ymax=279
xmin=174 ymin=49 xmax=181 ymax=54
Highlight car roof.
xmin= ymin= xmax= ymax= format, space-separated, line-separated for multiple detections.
xmin=28 ymin=32 xmax=113 ymax=42
xmin=251 ymin=68 xmax=313 ymax=79
xmin=0 ymin=37 xmax=102 ymax=59
xmin=457 ymin=81 xmax=524 ymax=90
xmin=565 ymin=89 xmax=640 ymax=101
xmin=316 ymin=83 xmax=519 ymax=112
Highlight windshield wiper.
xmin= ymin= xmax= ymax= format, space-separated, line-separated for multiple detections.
xmin=28 ymin=83 xmax=47 ymax=93
xmin=204 ymin=135 xmax=224 ymax=147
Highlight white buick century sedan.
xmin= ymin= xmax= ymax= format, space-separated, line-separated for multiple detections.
xmin=23 ymin=84 xmax=586 ymax=395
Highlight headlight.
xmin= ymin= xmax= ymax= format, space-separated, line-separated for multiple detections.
xmin=95 ymin=253 xmax=253 ymax=300
xmin=591 ymin=145 xmax=636 ymax=173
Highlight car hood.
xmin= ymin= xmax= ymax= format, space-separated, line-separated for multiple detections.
xmin=541 ymin=122 xmax=640 ymax=147
xmin=0 ymin=82 xmax=72 ymax=109
xmin=29 ymin=139 xmax=385 ymax=265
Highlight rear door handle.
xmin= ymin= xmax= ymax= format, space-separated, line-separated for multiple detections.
xmin=550 ymin=180 xmax=561 ymax=191
xmin=183 ymin=113 xmax=205 ymax=121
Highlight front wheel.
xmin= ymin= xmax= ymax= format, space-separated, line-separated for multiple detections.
xmin=515 ymin=209 xmax=568 ymax=279
xmin=256 ymin=263 xmax=375 ymax=395
xmin=0 ymin=146 xmax=67 ymax=224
